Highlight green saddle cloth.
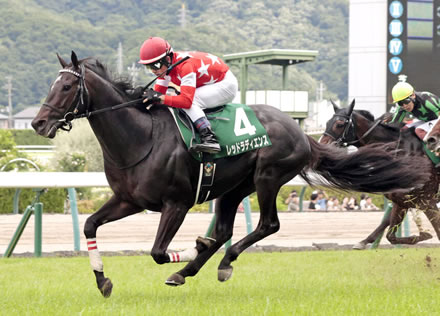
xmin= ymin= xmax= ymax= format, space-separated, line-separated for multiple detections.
xmin=170 ymin=103 xmax=272 ymax=160
xmin=423 ymin=143 xmax=440 ymax=165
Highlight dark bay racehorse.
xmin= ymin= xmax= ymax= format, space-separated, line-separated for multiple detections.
xmin=32 ymin=52 xmax=431 ymax=297
xmin=320 ymin=100 xmax=440 ymax=249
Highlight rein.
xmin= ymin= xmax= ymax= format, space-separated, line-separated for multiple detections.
xmin=44 ymin=56 xmax=191 ymax=132
xmin=324 ymin=113 xmax=382 ymax=147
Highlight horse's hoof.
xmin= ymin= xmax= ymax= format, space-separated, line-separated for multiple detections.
xmin=218 ymin=267 xmax=233 ymax=282
xmin=99 ymin=278 xmax=113 ymax=298
xmin=419 ymin=232 xmax=433 ymax=241
xmin=165 ymin=273 xmax=185 ymax=286
xmin=352 ymin=242 xmax=367 ymax=250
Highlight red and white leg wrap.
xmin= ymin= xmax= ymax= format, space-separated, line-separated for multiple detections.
xmin=168 ymin=247 xmax=198 ymax=263
xmin=87 ymin=238 xmax=103 ymax=272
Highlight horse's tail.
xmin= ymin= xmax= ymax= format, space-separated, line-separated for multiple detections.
xmin=300 ymin=136 xmax=430 ymax=193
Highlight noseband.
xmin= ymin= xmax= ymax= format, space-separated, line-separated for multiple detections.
xmin=43 ymin=65 xmax=89 ymax=132
xmin=323 ymin=113 xmax=356 ymax=147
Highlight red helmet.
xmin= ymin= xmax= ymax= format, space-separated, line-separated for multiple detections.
xmin=138 ymin=37 xmax=173 ymax=64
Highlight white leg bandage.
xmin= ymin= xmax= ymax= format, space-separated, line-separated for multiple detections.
xmin=87 ymin=238 xmax=103 ymax=272
xmin=168 ymin=247 xmax=198 ymax=263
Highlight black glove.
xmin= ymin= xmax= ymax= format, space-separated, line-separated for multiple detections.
xmin=142 ymin=89 xmax=162 ymax=104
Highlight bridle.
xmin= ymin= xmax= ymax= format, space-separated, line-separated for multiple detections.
xmin=323 ymin=112 xmax=357 ymax=147
xmin=41 ymin=55 xmax=191 ymax=133
xmin=42 ymin=64 xmax=89 ymax=132
xmin=323 ymin=111 xmax=382 ymax=147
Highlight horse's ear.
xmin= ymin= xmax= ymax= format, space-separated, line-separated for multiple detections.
xmin=57 ymin=53 xmax=68 ymax=68
xmin=71 ymin=51 xmax=79 ymax=69
xmin=330 ymin=99 xmax=340 ymax=112
xmin=347 ymin=99 xmax=356 ymax=115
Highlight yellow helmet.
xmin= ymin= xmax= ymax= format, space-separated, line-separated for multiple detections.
xmin=392 ymin=82 xmax=414 ymax=103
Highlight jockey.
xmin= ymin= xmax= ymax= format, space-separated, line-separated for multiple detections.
xmin=389 ymin=81 xmax=440 ymax=140
xmin=138 ymin=36 xmax=238 ymax=154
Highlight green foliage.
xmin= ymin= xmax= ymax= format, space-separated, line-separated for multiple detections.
xmin=0 ymin=0 xmax=349 ymax=113
xmin=56 ymin=153 xmax=87 ymax=172
xmin=0 ymin=129 xmax=34 ymax=170
xmin=10 ymin=129 xmax=51 ymax=145
xmin=0 ymin=188 xmax=65 ymax=214
xmin=50 ymin=120 xmax=104 ymax=172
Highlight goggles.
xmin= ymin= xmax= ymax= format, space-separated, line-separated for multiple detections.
xmin=145 ymin=61 xmax=163 ymax=71
xmin=398 ymin=97 xmax=412 ymax=106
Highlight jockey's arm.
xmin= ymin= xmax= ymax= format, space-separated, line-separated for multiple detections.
xmin=390 ymin=106 xmax=406 ymax=124
xmin=161 ymin=64 xmax=197 ymax=109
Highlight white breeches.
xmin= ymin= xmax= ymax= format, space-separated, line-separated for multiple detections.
xmin=408 ymin=118 xmax=439 ymax=133
xmin=183 ymin=70 xmax=238 ymax=122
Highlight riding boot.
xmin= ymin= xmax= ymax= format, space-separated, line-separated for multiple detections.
xmin=191 ymin=117 xmax=221 ymax=154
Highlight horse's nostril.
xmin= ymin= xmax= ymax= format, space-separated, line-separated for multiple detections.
xmin=31 ymin=119 xmax=46 ymax=130
xmin=427 ymin=136 xmax=437 ymax=144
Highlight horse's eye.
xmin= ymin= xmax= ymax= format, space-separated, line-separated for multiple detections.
xmin=63 ymin=84 xmax=72 ymax=91
xmin=336 ymin=123 xmax=345 ymax=128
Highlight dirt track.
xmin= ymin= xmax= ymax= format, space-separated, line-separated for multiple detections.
xmin=1 ymin=211 xmax=439 ymax=256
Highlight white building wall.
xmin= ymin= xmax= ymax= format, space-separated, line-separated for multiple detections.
xmin=14 ymin=119 xmax=33 ymax=129
xmin=349 ymin=0 xmax=388 ymax=118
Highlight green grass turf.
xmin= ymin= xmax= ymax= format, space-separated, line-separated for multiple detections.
xmin=1 ymin=249 xmax=440 ymax=315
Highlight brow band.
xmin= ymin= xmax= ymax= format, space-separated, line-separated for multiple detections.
xmin=59 ymin=69 xmax=81 ymax=77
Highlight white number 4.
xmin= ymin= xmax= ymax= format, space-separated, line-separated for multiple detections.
xmin=234 ymin=108 xmax=256 ymax=136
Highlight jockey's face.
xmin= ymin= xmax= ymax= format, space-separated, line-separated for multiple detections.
xmin=399 ymin=93 xmax=415 ymax=112
xmin=147 ymin=56 xmax=171 ymax=78
xmin=150 ymin=64 xmax=168 ymax=78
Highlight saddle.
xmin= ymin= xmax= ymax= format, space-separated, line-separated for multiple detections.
xmin=168 ymin=103 xmax=272 ymax=204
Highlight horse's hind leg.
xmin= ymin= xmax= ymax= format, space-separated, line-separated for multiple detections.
xmin=166 ymin=179 xmax=254 ymax=286
xmin=424 ymin=206 xmax=440 ymax=240
xmin=353 ymin=212 xmax=391 ymax=250
xmin=217 ymin=178 xmax=284 ymax=281
xmin=386 ymin=204 xmax=431 ymax=244
xmin=83 ymin=195 xmax=142 ymax=297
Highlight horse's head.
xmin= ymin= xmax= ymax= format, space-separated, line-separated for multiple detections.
xmin=320 ymin=99 xmax=356 ymax=146
xmin=424 ymin=120 xmax=440 ymax=155
xmin=32 ymin=51 xmax=89 ymax=138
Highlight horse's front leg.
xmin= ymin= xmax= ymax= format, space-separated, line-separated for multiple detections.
xmin=83 ymin=195 xmax=142 ymax=297
xmin=149 ymin=201 xmax=192 ymax=265
xmin=165 ymin=175 xmax=258 ymax=286
xmin=166 ymin=194 xmax=241 ymax=286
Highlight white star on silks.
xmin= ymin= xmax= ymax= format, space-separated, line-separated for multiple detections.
xmin=176 ymin=52 xmax=193 ymax=60
xmin=203 ymin=75 xmax=218 ymax=85
xmin=206 ymin=54 xmax=220 ymax=65
xmin=197 ymin=60 xmax=210 ymax=78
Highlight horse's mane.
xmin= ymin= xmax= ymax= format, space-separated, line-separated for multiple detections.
xmin=356 ymin=110 xmax=375 ymax=122
xmin=81 ymin=57 xmax=144 ymax=100
xmin=355 ymin=109 xmax=405 ymax=132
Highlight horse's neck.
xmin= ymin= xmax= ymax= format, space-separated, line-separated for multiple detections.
xmin=355 ymin=116 xmax=394 ymax=145
xmin=86 ymin=74 xmax=154 ymax=168
xmin=356 ymin=116 xmax=422 ymax=152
